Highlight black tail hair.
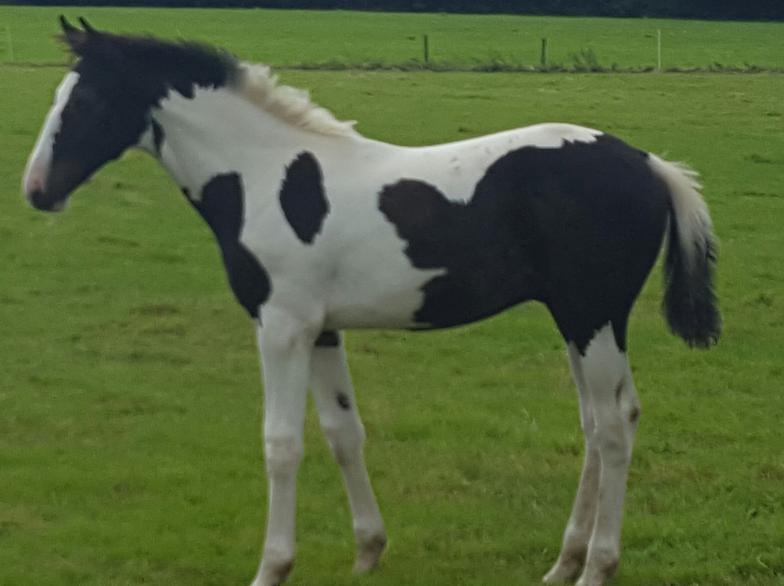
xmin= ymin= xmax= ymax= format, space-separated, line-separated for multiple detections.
xmin=663 ymin=209 xmax=721 ymax=348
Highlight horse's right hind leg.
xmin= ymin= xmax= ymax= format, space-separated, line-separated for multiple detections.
xmin=543 ymin=324 xmax=639 ymax=586
xmin=543 ymin=343 xmax=600 ymax=583
xmin=575 ymin=325 xmax=640 ymax=586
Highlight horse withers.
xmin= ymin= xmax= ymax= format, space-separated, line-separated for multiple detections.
xmin=23 ymin=18 xmax=720 ymax=586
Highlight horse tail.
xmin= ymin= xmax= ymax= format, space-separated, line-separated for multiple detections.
xmin=648 ymin=155 xmax=721 ymax=348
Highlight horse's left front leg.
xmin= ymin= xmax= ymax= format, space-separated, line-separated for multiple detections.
xmin=251 ymin=307 xmax=319 ymax=586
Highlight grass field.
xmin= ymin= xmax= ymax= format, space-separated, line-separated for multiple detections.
xmin=1 ymin=6 xmax=784 ymax=586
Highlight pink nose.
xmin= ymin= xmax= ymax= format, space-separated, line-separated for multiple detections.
xmin=23 ymin=160 xmax=48 ymax=200
xmin=23 ymin=163 xmax=65 ymax=212
xmin=24 ymin=176 xmax=45 ymax=199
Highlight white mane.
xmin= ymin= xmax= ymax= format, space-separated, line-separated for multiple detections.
xmin=238 ymin=63 xmax=360 ymax=138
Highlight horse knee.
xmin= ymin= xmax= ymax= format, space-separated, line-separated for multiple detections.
xmin=322 ymin=423 xmax=364 ymax=467
xmin=264 ymin=435 xmax=303 ymax=476
xmin=594 ymin=423 xmax=631 ymax=469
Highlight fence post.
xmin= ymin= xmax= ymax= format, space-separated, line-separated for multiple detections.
xmin=657 ymin=29 xmax=662 ymax=72
xmin=540 ymin=38 xmax=548 ymax=67
xmin=423 ymin=34 xmax=430 ymax=64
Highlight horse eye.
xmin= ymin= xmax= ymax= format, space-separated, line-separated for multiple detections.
xmin=68 ymin=95 xmax=86 ymax=109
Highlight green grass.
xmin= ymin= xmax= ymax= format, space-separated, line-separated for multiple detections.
xmin=2 ymin=6 xmax=784 ymax=70
xmin=1 ymin=8 xmax=784 ymax=586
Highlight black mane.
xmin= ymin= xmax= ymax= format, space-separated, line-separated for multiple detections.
xmin=62 ymin=22 xmax=239 ymax=102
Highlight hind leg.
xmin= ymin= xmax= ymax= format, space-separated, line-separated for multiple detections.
xmin=575 ymin=325 xmax=640 ymax=586
xmin=543 ymin=344 xmax=600 ymax=583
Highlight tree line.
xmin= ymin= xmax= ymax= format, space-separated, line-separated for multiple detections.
xmin=8 ymin=0 xmax=783 ymax=21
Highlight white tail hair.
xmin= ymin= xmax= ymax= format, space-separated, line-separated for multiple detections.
xmin=648 ymin=155 xmax=720 ymax=347
xmin=648 ymin=155 xmax=713 ymax=270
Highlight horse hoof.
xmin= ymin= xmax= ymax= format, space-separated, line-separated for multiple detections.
xmin=353 ymin=532 xmax=387 ymax=573
xmin=543 ymin=556 xmax=582 ymax=583
xmin=253 ymin=550 xmax=295 ymax=586
xmin=575 ymin=556 xmax=618 ymax=586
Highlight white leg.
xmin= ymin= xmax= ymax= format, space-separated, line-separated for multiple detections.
xmin=310 ymin=332 xmax=387 ymax=573
xmin=543 ymin=343 xmax=600 ymax=583
xmin=575 ymin=325 xmax=641 ymax=586
xmin=251 ymin=307 xmax=320 ymax=586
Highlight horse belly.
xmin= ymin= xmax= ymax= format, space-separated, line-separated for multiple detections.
xmin=321 ymin=247 xmax=446 ymax=330
xmin=409 ymin=266 xmax=539 ymax=329
xmin=323 ymin=282 xmax=437 ymax=330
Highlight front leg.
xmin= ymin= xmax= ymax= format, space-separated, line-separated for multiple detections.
xmin=310 ymin=332 xmax=387 ymax=573
xmin=251 ymin=307 xmax=319 ymax=586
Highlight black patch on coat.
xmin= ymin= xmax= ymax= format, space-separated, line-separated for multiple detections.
xmin=151 ymin=118 xmax=165 ymax=155
xmin=336 ymin=392 xmax=351 ymax=411
xmin=315 ymin=330 xmax=341 ymax=347
xmin=38 ymin=26 xmax=238 ymax=210
xmin=279 ymin=152 xmax=329 ymax=244
xmin=663 ymin=209 xmax=721 ymax=348
xmin=379 ymin=134 xmax=670 ymax=354
xmin=45 ymin=71 xmax=152 ymax=207
xmin=63 ymin=27 xmax=237 ymax=105
xmin=192 ymin=173 xmax=271 ymax=318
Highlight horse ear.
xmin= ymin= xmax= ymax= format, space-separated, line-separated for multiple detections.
xmin=78 ymin=17 xmax=98 ymax=35
xmin=59 ymin=15 xmax=88 ymax=54
xmin=59 ymin=15 xmax=78 ymax=35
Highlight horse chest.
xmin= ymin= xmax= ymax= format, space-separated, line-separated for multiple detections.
xmin=184 ymin=173 xmax=271 ymax=319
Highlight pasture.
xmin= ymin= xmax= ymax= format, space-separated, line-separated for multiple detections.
xmin=1 ymin=7 xmax=783 ymax=586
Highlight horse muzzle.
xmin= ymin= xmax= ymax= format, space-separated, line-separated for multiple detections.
xmin=23 ymin=158 xmax=83 ymax=213
xmin=28 ymin=188 xmax=67 ymax=212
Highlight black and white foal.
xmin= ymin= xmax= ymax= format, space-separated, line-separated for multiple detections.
xmin=24 ymin=19 xmax=720 ymax=586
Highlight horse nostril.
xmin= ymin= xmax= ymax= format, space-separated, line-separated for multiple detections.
xmin=24 ymin=177 xmax=43 ymax=199
xmin=29 ymin=189 xmax=43 ymax=205
xmin=29 ymin=189 xmax=64 ymax=212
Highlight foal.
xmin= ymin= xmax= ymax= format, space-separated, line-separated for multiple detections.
xmin=24 ymin=19 xmax=720 ymax=586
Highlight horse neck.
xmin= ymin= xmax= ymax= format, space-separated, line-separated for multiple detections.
xmin=150 ymin=86 xmax=354 ymax=191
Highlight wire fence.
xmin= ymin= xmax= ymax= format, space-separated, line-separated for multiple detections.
xmin=2 ymin=27 xmax=782 ymax=74
xmin=278 ymin=33 xmax=784 ymax=73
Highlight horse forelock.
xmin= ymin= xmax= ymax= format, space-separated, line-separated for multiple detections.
xmin=65 ymin=30 xmax=238 ymax=102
